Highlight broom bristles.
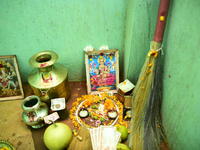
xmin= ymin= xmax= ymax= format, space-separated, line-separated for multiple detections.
xmin=129 ymin=41 xmax=166 ymax=150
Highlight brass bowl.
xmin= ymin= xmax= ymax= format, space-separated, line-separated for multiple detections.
xmin=78 ymin=108 xmax=89 ymax=118
xmin=107 ymin=110 xmax=118 ymax=119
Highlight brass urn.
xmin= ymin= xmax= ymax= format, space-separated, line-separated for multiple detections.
xmin=28 ymin=51 xmax=70 ymax=107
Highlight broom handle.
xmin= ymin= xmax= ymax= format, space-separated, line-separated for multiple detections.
xmin=153 ymin=0 xmax=170 ymax=43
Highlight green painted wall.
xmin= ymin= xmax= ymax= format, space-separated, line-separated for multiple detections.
xmin=162 ymin=1 xmax=200 ymax=149
xmin=0 ymin=0 xmax=126 ymax=83
xmin=124 ymin=0 xmax=200 ymax=149
xmin=124 ymin=0 xmax=160 ymax=84
xmin=1 ymin=0 xmax=200 ymax=149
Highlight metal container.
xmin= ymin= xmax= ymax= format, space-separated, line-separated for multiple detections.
xmin=22 ymin=95 xmax=49 ymax=128
xmin=28 ymin=51 xmax=70 ymax=107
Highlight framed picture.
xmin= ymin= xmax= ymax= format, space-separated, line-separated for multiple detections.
xmin=85 ymin=49 xmax=119 ymax=95
xmin=0 ymin=55 xmax=24 ymax=101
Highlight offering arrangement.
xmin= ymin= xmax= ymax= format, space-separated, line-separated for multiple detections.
xmin=70 ymin=93 xmax=125 ymax=129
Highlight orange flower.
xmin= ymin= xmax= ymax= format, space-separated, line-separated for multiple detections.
xmin=104 ymin=102 xmax=115 ymax=110
xmin=110 ymin=103 xmax=115 ymax=108
xmin=84 ymin=99 xmax=92 ymax=107
xmin=72 ymin=102 xmax=78 ymax=106
xmin=147 ymin=70 xmax=151 ymax=74
xmin=104 ymin=102 xmax=109 ymax=109
xmin=105 ymin=99 xmax=112 ymax=104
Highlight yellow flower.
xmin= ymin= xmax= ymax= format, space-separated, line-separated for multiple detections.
xmin=147 ymin=70 xmax=151 ymax=74
xmin=72 ymin=102 xmax=78 ymax=106
xmin=124 ymin=122 xmax=128 ymax=128
xmin=84 ymin=99 xmax=92 ymax=107
xmin=148 ymin=50 xmax=158 ymax=58
xmin=76 ymin=98 xmax=82 ymax=102
xmin=0 ymin=147 xmax=9 ymax=150
xmin=70 ymin=115 xmax=74 ymax=120
xmin=74 ymin=121 xmax=79 ymax=127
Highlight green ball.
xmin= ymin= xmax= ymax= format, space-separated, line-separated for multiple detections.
xmin=92 ymin=105 xmax=97 ymax=109
xmin=43 ymin=123 xmax=72 ymax=150
xmin=94 ymin=116 xmax=98 ymax=120
xmin=100 ymin=117 xmax=105 ymax=122
xmin=116 ymin=125 xmax=128 ymax=141
xmin=89 ymin=112 xmax=91 ymax=117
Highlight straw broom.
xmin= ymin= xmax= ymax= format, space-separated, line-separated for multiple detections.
xmin=129 ymin=0 xmax=170 ymax=150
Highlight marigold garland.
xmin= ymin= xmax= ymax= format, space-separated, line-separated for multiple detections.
xmin=69 ymin=92 xmax=130 ymax=133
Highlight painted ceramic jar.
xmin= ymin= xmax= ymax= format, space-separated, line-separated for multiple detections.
xmin=28 ymin=51 xmax=70 ymax=107
xmin=22 ymin=95 xmax=49 ymax=128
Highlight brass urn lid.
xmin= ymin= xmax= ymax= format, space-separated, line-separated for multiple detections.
xmin=29 ymin=51 xmax=58 ymax=68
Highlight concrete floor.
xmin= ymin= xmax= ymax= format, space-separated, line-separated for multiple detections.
xmin=0 ymin=82 xmax=130 ymax=150
xmin=0 ymin=82 xmax=88 ymax=150
xmin=0 ymin=84 xmax=35 ymax=150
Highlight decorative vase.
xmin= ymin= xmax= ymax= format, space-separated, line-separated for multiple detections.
xmin=22 ymin=95 xmax=49 ymax=129
xmin=28 ymin=51 xmax=70 ymax=107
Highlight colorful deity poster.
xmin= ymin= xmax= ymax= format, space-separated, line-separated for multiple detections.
xmin=85 ymin=49 xmax=119 ymax=94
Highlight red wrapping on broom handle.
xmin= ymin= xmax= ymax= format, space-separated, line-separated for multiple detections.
xmin=153 ymin=0 xmax=170 ymax=43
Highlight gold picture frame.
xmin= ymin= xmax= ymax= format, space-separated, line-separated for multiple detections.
xmin=85 ymin=49 xmax=119 ymax=95
xmin=0 ymin=55 xmax=24 ymax=101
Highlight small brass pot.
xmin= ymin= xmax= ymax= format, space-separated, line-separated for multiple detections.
xmin=28 ymin=51 xmax=70 ymax=107
xmin=22 ymin=95 xmax=49 ymax=128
